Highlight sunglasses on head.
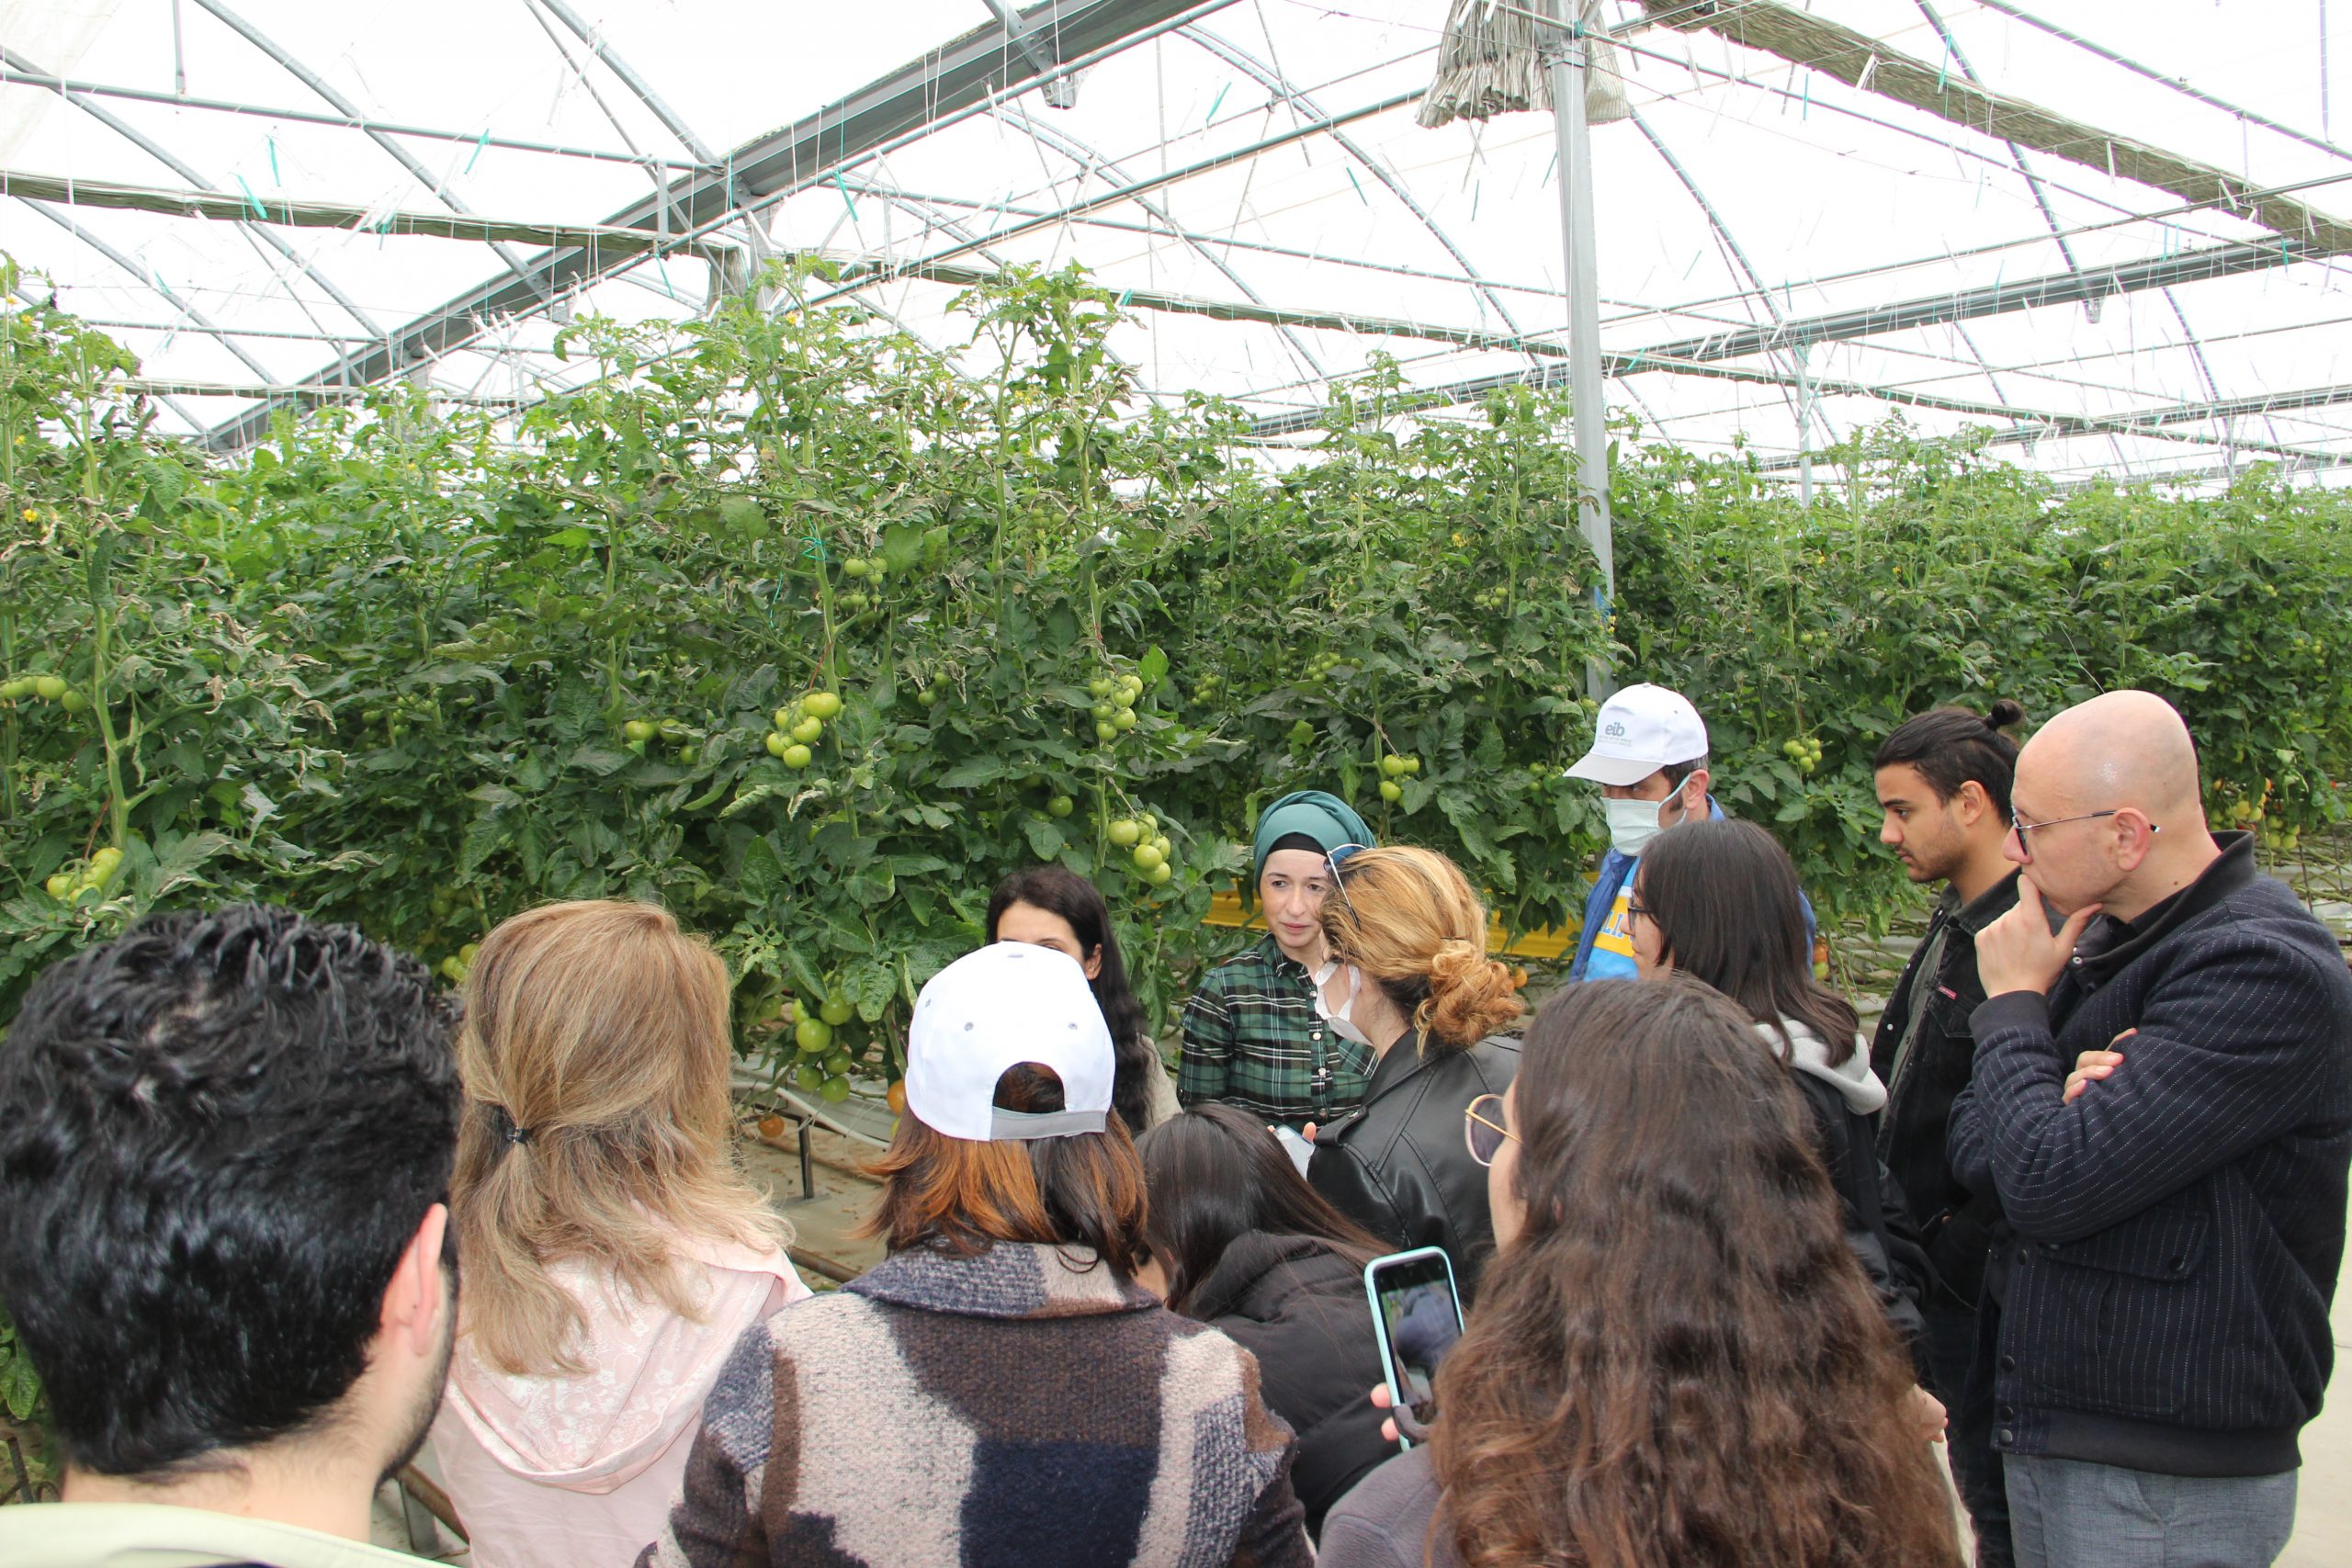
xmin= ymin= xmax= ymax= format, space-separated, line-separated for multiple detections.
xmin=1324 ymin=842 xmax=1368 ymax=923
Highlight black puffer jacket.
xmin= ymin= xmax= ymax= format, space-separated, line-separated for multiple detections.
xmin=1187 ymin=1232 xmax=1396 ymax=1540
xmin=1794 ymin=1072 xmax=1933 ymax=1358
xmin=1307 ymin=1031 xmax=1520 ymax=1303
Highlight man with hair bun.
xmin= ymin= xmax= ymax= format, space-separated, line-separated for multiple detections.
xmin=1870 ymin=699 xmax=2028 ymax=1567
xmin=1949 ymin=690 xmax=2352 ymax=1568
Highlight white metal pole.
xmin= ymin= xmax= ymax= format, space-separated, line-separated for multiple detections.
xmin=1547 ymin=2 xmax=1614 ymax=698
xmin=1796 ymin=340 xmax=1815 ymax=508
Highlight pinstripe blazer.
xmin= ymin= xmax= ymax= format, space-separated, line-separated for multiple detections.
xmin=1949 ymin=832 xmax=2352 ymax=1477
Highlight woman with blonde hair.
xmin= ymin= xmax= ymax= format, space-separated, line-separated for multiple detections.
xmin=430 ymin=900 xmax=808 ymax=1568
xmin=1306 ymin=846 xmax=1524 ymax=1302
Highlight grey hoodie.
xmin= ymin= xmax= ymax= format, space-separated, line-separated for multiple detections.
xmin=1761 ymin=1016 xmax=1887 ymax=1116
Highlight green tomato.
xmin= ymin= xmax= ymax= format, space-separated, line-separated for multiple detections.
xmin=1095 ymin=721 xmax=1117 ymax=743
xmin=793 ymin=1063 xmax=825 ymax=1093
xmin=1403 ymin=757 xmax=1420 ymax=775
xmin=1381 ymin=753 xmax=1408 ymax=777
xmin=1091 ymin=702 xmax=1115 ymax=722
xmin=820 ymin=1076 xmax=853 ymax=1104
xmin=1107 ymin=818 xmax=1143 ymax=847
xmin=1112 ymin=707 xmax=1137 ymax=731
xmin=1133 ymin=843 xmax=1165 ymax=873
xmin=790 ymin=715 xmax=825 ymax=744
xmin=1089 ymin=677 xmax=1114 ymax=699
xmin=774 ymin=705 xmax=797 ymax=729
xmin=1148 ymin=862 xmax=1172 ymax=886
xmin=803 ymin=691 xmax=843 ymax=720
xmin=916 ymin=687 xmax=939 ymax=707
xmin=782 ymin=743 xmax=813 ymax=770
xmin=0 ymin=677 xmax=28 ymax=700
xmin=1379 ymin=780 xmax=1403 ymax=802
xmin=1048 ymin=795 xmax=1074 ymax=818
xmin=44 ymin=872 xmax=73 ymax=900
xmin=1150 ymin=835 xmax=1171 ymax=860
xmin=623 ymin=719 xmax=657 ymax=743
xmin=58 ymin=689 xmax=88 ymax=714
xmin=823 ymin=1050 xmax=854 ymax=1077
xmin=820 ymin=996 xmax=854 ymax=1026
xmin=91 ymin=845 xmax=124 ymax=871
xmin=795 ymin=1018 xmax=833 ymax=1053
xmin=765 ymin=731 xmax=790 ymax=758
xmin=842 ymin=557 xmax=871 ymax=580
xmin=33 ymin=675 xmax=67 ymax=702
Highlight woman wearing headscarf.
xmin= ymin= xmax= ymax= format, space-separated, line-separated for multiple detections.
xmin=1178 ymin=790 xmax=1376 ymax=1132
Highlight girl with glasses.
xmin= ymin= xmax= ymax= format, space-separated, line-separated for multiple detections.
xmin=1320 ymin=980 xmax=1963 ymax=1568
xmin=1625 ymin=818 xmax=1939 ymax=1387
xmin=1304 ymin=846 xmax=1524 ymax=1303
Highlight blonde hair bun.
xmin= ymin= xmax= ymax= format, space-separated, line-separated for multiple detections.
xmin=1323 ymin=847 xmax=1526 ymax=1049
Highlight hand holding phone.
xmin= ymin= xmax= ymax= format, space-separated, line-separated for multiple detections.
xmin=1364 ymin=1247 xmax=1464 ymax=1450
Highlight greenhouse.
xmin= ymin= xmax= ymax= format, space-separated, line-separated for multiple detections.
xmin=3 ymin=2 xmax=2351 ymax=1565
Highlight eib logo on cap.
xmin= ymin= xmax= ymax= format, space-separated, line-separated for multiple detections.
xmin=1565 ymin=683 xmax=1709 ymax=788
xmin=904 ymin=943 xmax=1116 ymax=1143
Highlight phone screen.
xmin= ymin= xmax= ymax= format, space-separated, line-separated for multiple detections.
xmin=1367 ymin=1248 xmax=1464 ymax=1438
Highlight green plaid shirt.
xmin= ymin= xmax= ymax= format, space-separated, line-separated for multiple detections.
xmin=1177 ymin=935 xmax=1374 ymax=1127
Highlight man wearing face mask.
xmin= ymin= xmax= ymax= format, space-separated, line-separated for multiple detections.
xmin=1564 ymin=682 xmax=1814 ymax=981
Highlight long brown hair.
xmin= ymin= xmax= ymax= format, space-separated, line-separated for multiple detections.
xmin=1320 ymin=845 xmax=1523 ymax=1049
xmin=1135 ymin=1104 xmax=1386 ymax=1314
xmin=1635 ymin=818 xmax=1861 ymax=1065
xmin=862 ymin=1065 xmax=1150 ymax=1276
xmin=1431 ymin=979 xmax=1961 ymax=1568
xmin=451 ymin=900 xmax=787 ymax=1376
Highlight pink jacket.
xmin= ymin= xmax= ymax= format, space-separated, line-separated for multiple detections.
xmin=430 ymin=1235 xmax=810 ymax=1568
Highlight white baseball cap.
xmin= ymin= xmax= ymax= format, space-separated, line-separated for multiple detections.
xmin=904 ymin=942 xmax=1114 ymax=1143
xmin=1565 ymin=682 xmax=1710 ymax=786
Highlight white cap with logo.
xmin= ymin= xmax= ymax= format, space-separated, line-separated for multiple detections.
xmin=1565 ymin=682 xmax=1710 ymax=787
xmin=904 ymin=942 xmax=1115 ymax=1143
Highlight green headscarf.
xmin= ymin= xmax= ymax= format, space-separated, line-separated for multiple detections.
xmin=1250 ymin=789 xmax=1374 ymax=880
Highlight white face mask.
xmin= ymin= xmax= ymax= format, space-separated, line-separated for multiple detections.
xmin=1603 ymin=792 xmax=1684 ymax=859
xmin=1312 ymin=961 xmax=1374 ymax=1046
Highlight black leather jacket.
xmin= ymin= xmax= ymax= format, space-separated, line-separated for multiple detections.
xmin=1306 ymin=1031 xmax=1520 ymax=1303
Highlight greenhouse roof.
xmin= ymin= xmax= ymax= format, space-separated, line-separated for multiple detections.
xmin=5 ymin=0 xmax=2350 ymax=486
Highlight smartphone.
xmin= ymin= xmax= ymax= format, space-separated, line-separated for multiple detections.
xmin=1363 ymin=1247 xmax=1465 ymax=1450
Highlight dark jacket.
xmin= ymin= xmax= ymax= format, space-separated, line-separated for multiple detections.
xmin=1768 ymin=1017 xmax=1932 ymax=1357
xmin=1948 ymin=834 xmax=2352 ymax=1477
xmin=1187 ymin=1233 xmax=1396 ymax=1540
xmin=1308 ymin=1032 xmax=1520 ymax=1303
xmin=1870 ymin=871 xmax=2022 ymax=1303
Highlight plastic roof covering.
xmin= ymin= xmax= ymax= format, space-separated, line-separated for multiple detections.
xmin=4 ymin=0 xmax=2350 ymax=486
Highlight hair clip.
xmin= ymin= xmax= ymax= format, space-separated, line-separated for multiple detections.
xmin=487 ymin=1103 xmax=534 ymax=1147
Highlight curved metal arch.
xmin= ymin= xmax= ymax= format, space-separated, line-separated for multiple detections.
xmin=1909 ymin=2 xmax=2262 ymax=462
xmin=531 ymin=0 xmax=719 ymax=165
xmin=191 ymin=0 xmax=549 ymax=308
xmin=1625 ymin=107 xmax=1828 ymax=446
xmin=17 ymin=197 xmax=265 ymax=426
xmin=0 ymin=44 xmax=384 ymax=344
xmin=1178 ymin=25 xmax=1535 ymax=349
xmin=999 ymin=102 xmax=1327 ymax=383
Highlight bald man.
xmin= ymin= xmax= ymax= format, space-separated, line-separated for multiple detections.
xmin=1946 ymin=691 xmax=2352 ymax=1568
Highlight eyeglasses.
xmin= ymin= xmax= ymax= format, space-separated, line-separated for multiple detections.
xmin=1464 ymin=1092 xmax=1517 ymax=1166
xmin=1325 ymin=842 xmax=1368 ymax=924
xmin=2007 ymin=809 xmax=2159 ymax=863
xmin=1624 ymin=898 xmax=1651 ymax=924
